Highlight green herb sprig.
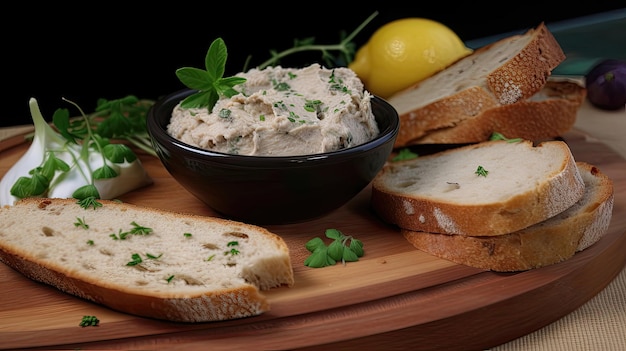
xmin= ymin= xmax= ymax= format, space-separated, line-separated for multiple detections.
xmin=79 ymin=315 xmax=100 ymax=327
xmin=175 ymin=38 xmax=248 ymax=112
xmin=109 ymin=222 xmax=153 ymax=240
xmin=126 ymin=252 xmax=162 ymax=266
xmin=74 ymin=217 xmax=89 ymax=229
xmin=174 ymin=11 xmax=378 ymax=113
xmin=304 ymin=229 xmax=364 ymax=268
xmin=475 ymin=165 xmax=489 ymax=177
xmin=7 ymin=97 xmax=155 ymax=209
xmin=250 ymin=11 xmax=379 ymax=71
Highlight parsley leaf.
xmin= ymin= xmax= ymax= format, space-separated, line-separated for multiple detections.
xmin=304 ymin=229 xmax=364 ymax=268
xmin=175 ymin=38 xmax=247 ymax=112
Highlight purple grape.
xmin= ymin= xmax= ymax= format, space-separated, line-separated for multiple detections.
xmin=585 ymin=59 xmax=626 ymax=110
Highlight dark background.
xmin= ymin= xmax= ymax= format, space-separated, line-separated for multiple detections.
xmin=3 ymin=4 xmax=624 ymax=127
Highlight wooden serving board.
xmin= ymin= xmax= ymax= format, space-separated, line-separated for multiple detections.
xmin=1 ymin=128 xmax=625 ymax=351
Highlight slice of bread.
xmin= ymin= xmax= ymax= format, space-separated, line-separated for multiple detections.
xmin=371 ymin=139 xmax=585 ymax=236
xmin=402 ymin=162 xmax=614 ymax=271
xmin=387 ymin=22 xmax=566 ymax=148
xmin=413 ymin=80 xmax=586 ymax=144
xmin=0 ymin=198 xmax=294 ymax=322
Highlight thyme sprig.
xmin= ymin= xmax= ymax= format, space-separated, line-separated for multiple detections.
xmin=250 ymin=11 xmax=379 ymax=71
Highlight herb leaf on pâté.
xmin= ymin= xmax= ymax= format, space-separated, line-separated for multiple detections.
xmin=176 ymin=38 xmax=247 ymax=112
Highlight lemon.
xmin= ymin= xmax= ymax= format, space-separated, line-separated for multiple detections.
xmin=349 ymin=18 xmax=473 ymax=98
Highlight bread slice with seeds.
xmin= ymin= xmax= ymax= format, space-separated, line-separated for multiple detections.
xmin=0 ymin=198 xmax=294 ymax=322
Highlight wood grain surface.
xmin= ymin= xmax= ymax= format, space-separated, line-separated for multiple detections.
xmin=0 ymin=128 xmax=625 ymax=351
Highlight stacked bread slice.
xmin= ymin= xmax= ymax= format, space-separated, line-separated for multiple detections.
xmin=371 ymin=140 xmax=614 ymax=271
xmin=387 ymin=22 xmax=585 ymax=147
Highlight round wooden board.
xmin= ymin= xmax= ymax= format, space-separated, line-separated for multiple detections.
xmin=0 ymin=128 xmax=625 ymax=350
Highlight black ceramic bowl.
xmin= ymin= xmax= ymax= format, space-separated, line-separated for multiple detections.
xmin=147 ymin=89 xmax=399 ymax=224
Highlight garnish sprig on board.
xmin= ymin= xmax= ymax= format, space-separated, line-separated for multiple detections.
xmin=304 ymin=229 xmax=364 ymax=268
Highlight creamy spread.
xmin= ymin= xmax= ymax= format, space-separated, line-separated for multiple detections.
xmin=167 ymin=63 xmax=379 ymax=156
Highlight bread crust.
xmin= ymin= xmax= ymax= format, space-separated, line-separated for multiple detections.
xmin=389 ymin=23 xmax=566 ymax=148
xmin=486 ymin=23 xmax=565 ymax=104
xmin=371 ymin=140 xmax=585 ymax=236
xmin=0 ymin=198 xmax=294 ymax=322
xmin=415 ymin=80 xmax=586 ymax=144
xmin=402 ymin=163 xmax=614 ymax=271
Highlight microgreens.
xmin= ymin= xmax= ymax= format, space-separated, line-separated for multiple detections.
xmin=304 ymin=229 xmax=364 ymax=268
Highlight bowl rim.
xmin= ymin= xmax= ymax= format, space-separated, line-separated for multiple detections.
xmin=147 ymin=89 xmax=400 ymax=163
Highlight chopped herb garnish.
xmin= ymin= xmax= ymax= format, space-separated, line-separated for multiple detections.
xmin=74 ymin=217 xmax=89 ymax=229
xmin=110 ymin=222 xmax=151 ymax=240
xmin=126 ymin=253 xmax=142 ymax=266
xmin=475 ymin=165 xmax=489 ymax=177
xmin=129 ymin=221 xmax=153 ymax=235
xmin=126 ymin=252 xmax=162 ymax=266
xmin=184 ymin=233 xmax=192 ymax=238
xmin=86 ymin=240 xmax=94 ymax=246
xmin=76 ymin=195 xmax=102 ymax=210
xmin=274 ymin=82 xmax=290 ymax=91
xmin=218 ymin=108 xmax=232 ymax=118
xmin=166 ymin=275 xmax=175 ymax=283
xmin=224 ymin=241 xmax=240 ymax=256
xmin=304 ymin=99 xmax=323 ymax=112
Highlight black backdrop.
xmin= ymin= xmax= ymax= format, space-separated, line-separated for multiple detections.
xmin=3 ymin=4 xmax=623 ymax=127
